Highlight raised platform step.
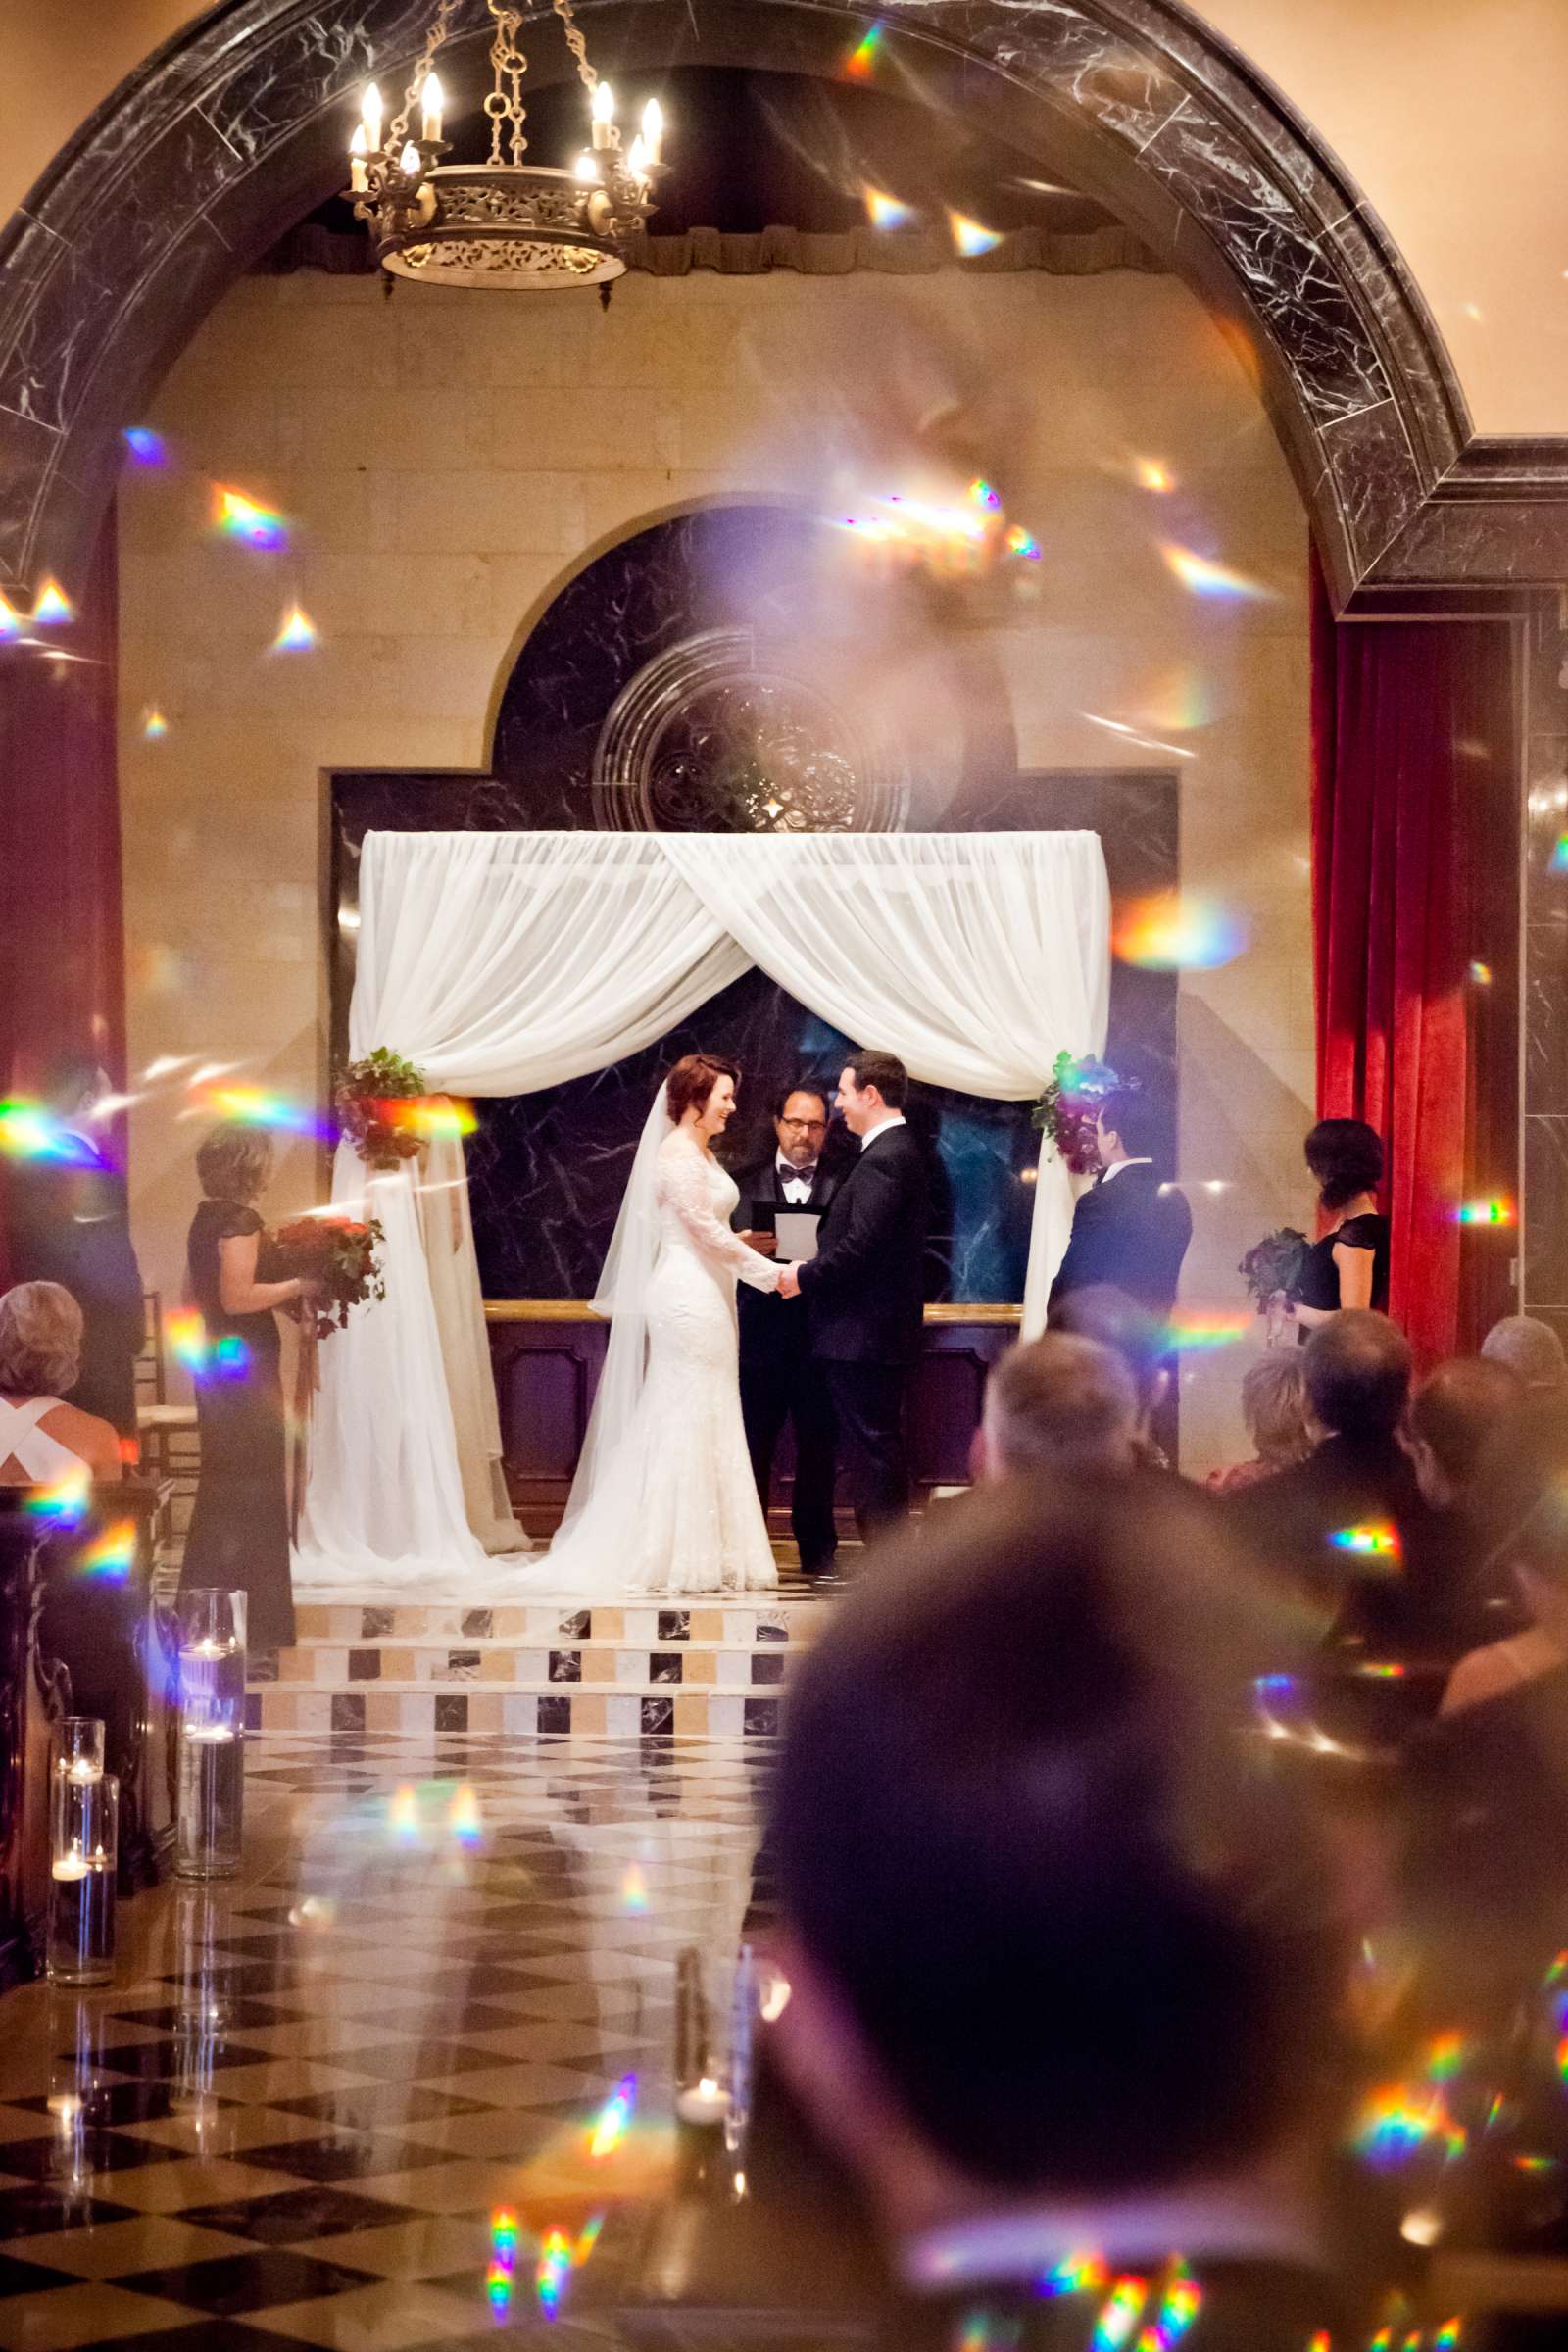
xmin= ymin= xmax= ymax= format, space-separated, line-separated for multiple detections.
xmin=252 ymin=1585 xmax=836 ymax=1738
xmin=244 ymin=1684 xmax=787 ymax=1739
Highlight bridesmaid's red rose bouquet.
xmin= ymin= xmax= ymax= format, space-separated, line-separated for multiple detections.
xmin=271 ymin=1214 xmax=386 ymax=1342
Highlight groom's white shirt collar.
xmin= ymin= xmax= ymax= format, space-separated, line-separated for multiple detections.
xmin=859 ymin=1110 xmax=907 ymax=1152
xmin=1099 ymin=1155 xmax=1152 ymax=1186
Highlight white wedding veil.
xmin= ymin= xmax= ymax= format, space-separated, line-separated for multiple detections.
xmin=544 ymin=1079 xmax=676 ymax=1580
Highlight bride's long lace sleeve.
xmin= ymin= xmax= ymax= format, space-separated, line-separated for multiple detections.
xmin=659 ymin=1141 xmax=783 ymax=1293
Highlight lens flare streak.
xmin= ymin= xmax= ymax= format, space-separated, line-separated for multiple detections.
xmin=1457 ymin=1199 xmax=1514 ymax=1226
xmin=1158 ymin=543 xmax=1276 ymax=602
xmin=215 ymin=488 xmax=287 ymax=549
xmin=82 ymin=1524 xmax=136 ymax=1581
xmin=1091 ymin=2277 xmax=1150 ymax=2352
xmin=589 ymin=2074 xmax=637 ymax=2159
xmin=1330 ymin=1526 xmax=1400 ymax=1558
xmin=1112 ymin=892 xmax=1248 ymax=972
xmin=949 ymin=211 xmax=1004 ymax=258
xmin=863 ymin=185 xmax=917 ymax=229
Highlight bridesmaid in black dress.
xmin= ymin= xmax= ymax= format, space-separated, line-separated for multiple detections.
xmin=180 ymin=1124 xmax=315 ymax=1652
xmin=1278 ymin=1117 xmax=1390 ymax=1338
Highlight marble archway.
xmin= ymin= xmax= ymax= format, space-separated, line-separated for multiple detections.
xmin=2 ymin=0 xmax=1565 ymax=612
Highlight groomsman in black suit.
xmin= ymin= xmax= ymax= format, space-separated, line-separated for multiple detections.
xmin=780 ymin=1050 xmax=930 ymax=1543
xmin=730 ymin=1082 xmax=843 ymax=1578
xmin=1047 ymin=1070 xmax=1191 ymax=1322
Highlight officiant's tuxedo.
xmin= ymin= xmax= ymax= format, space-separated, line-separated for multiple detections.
xmin=731 ymin=1152 xmax=842 ymax=1575
xmin=796 ymin=1119 xmax=930 ymax=1540
xmin=1047 ymin=1159 xmax=1192 ymax=1321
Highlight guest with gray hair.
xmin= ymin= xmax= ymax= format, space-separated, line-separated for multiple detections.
xmin=0 ymin=1282 xmax=123 ymax=1485
xmin=972 ymin=1332 xmax=1139 ymax=1483
xmin=1481 ymin=1314 xmax=1567 ymax=1393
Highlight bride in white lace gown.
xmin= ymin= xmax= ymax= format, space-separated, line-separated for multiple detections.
xmin=544 ymin=1055 xmax=791 ymax=1597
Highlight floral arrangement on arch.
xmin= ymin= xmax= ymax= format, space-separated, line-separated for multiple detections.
xmin=271 ymin=1214 xmax=387 ymax=1342
xmin=1031 ymin=1051 xmax=1132 ymax=1176
xmin=335 ymin=1049 xmax=429 ymax=1170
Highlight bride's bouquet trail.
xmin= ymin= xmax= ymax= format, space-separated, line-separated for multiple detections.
xmin=271 ymin=1214 xmax=386 ymax=1342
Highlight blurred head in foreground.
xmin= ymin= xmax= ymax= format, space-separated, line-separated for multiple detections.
xmin=1481 ymin=1314 xmax=1568 ymax=1394
xmin=767 ymin=1480 xmax=1347 ymax=2242
xmin=974 ymin=1331 xmax=1138 ymax=1482
xmin=1469 ymin=1393 xmax=1568 ymax=1628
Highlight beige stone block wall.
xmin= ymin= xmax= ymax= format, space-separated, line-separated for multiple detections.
xmin=120 ymin=262 xmax=1313 ymax=1472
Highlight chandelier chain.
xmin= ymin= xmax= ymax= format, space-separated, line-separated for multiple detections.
xmin=389 ymin=0 xmax=462 ymax=150
xmin=552 ymin=0 xmax=621 ymax=143
xmin=485 ymin=4 xmax=530 ymax=166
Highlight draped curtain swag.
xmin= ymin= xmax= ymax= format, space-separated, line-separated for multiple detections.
xmin=297 ymin=829 xmax=1109 ymax=1589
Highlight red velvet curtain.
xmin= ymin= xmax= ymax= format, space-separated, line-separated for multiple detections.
xmin=0 ymin=512 xmax=125 ymax=1275
xmin=1310 ymin=549 xmax=1517 ymax=1367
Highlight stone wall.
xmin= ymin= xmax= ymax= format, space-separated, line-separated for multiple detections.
xmin=119 ymin=260 xmax=1311 ymax=1470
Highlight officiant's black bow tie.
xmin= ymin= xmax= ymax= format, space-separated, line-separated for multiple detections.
xmin=786 ymin=1165 xmax=818 ymax=1186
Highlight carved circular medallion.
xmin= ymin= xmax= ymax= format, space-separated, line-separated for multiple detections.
xmin=591 ymin=627 xmax=906 ymax=832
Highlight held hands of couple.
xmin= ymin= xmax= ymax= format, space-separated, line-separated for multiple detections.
xmin=777 ymin=1263 xmax=802 ymax=1299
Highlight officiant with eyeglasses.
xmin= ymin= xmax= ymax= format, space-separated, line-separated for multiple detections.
xmin=730 ymin=1080 xmax=843 ymax=1579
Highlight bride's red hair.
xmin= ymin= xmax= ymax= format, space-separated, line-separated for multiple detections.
xmin=665 ymin=1054 xmax=740 ymax=1123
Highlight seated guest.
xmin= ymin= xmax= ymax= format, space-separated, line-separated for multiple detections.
xmin=971 ymin=1331 xmax=1139 ymax=1483
xmin=766 ymin=1479 xmax=1351 ymax=2346
xmin=1049 ymin=1283 xmax=1172 ymax=1469
xmin=1405 ymin=1396 xmax=1568 ymax=1972
xmin=1225 ymin=1311 xmax=1434 ymax=1645
xmin=1275 ymin=1117 xmax=1388 ymax=1334
xmin=1206 ymin=1352 xmax=1314 ymax=1494
xmin=7 ymin=1053 xmax=146 ymax=1451
xmin=0 ymin=1283 xmax=123 ymax=1484
xmin=1047 ymin=1069 xmax=1191 ymax=1321
xmin=1480 ymin=1312 xmax=1567 ymax=1393
xmin=1397 ymin=1355 xmax=1527 ymax=1662
xmin=1440 ymin=1395 xmax=1568 ymax=1722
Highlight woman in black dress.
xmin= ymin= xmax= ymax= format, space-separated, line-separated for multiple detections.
xmin=1276 ymin=1116 xmax=1390 ymax=1339
xmin=180 ymin=1124 xmax=315 ymax=1652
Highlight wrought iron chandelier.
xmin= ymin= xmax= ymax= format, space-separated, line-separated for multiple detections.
xmin=347 ymin=0 xmax=665 ymax=292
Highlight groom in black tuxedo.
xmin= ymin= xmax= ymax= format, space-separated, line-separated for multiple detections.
xmin=781 ymin=1050 xmax=930 ymax=1543
xmin=1047 ymin=1070 xmax=1192 ymax=1322
xmin=730 ymin=1081 xmax=843 ymax=1577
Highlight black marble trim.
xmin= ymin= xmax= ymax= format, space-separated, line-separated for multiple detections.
xmin=2 ymin=0 xmax=1567 ymax=605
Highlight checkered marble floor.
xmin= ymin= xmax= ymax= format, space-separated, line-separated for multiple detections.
xmin=0 ymin=1728 xmax=776 ymax=2349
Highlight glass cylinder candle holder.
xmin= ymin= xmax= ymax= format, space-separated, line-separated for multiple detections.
xmin=48 ymin=1773 xmax=119 ymax=1984
xmin=54 ymin=1717 xmax=105 ymax=1787
xmin=175 ymin=1589 xmax=246 ymax=1881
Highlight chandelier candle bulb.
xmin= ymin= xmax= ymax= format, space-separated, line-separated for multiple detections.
xmin=592 ymin=80 xmax=615 ymax=146
xmin=641 ymin=97 xmax=663 ymax=163
xmin=627 ymin=134 xmax=648 ymax=183
xmin=399 ymin=141 xmax=421 ymax=178
xmin=575 ymin=150 xmax=600 ymax=181
xmin=349 ymin=124 xmax=368 ymax=193
xmin=360 ymin=81 xmax=383 ymax=148
xmin=420 ymin=70 xmax=444 ymax=141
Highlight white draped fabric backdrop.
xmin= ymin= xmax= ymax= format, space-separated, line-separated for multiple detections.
xmin=295 ymin=829 xmax=1109 ymax=1591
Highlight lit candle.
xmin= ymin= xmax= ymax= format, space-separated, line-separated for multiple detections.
xmin=420 ymin=70 xmax=444 ymax=142
xmin=574 ymin=150 xmax=600 ymax=183
xmin=641 ymin=97 xmax=662 ymax=165
xmin=64 ymin=1759 xmax=102 ymax=1786
xmin=592 ymin=81 xmax=615 ymax=149
xmin=51 ymin=1849 xmax=89 ymax=1884
xmin=399 ymin=141 xmax=422 ymax=178
xmin=184 ymin=1637 xmax=228 ymax=1660
xmin=626 ymin=134 xmax=648 ymax=184
xmin=675 ymin=2075 xmax=729 ymax=2127
xmin=361 ymin=81 xmax=383 ymax=150
xmin=183 ymin=1721 xmax=237 ymax=1745
xmin=349 ymin=124 xmax=369 ymax=194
